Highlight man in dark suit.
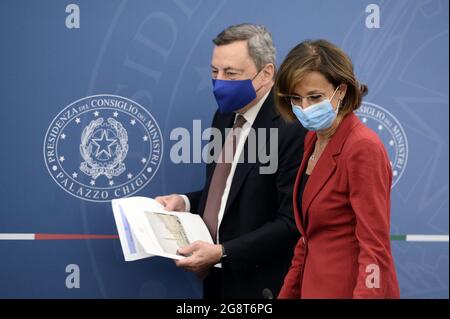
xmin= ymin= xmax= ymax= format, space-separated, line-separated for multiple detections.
xmin=155 ymin=24 xmax=306 ymax=298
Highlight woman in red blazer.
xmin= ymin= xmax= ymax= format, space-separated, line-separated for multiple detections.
xmin=274 ymin=39 xmax=400 ymax=298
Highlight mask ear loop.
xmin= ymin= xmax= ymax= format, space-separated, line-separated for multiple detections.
xmin=251 ymin=65 xmax=267 ymax=93
xmin=336 ymin=98 xmax=342 ymax=114
xmin=251 ymin=69 xmax=261 ymax=81
xmin=329 ymin=86 xmax=339 ymax=101
xmin=330 ymin=85 xmax=341 ymax=113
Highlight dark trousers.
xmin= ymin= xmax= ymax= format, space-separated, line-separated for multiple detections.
xmin=203 ymin=267 xmax=223 ymax=299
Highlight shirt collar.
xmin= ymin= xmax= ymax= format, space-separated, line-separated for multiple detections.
xmin=236 ymin=90 xmax=270 ymax=126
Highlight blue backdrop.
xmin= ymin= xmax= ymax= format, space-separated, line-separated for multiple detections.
xmin=0 ymin=0 xmax=448 ymax=298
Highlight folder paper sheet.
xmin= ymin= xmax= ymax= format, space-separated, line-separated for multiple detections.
xmin=112 ymin=197 xmax=216 ymax=264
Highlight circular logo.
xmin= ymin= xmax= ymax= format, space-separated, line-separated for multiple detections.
xmin=356 ymin=102 xmax=408 ymax=188
xmin=44 ymin=95 xmax=163 ymax=202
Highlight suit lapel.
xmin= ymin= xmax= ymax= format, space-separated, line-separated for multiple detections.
xmin=301 ymin=138 xmax=337 ymax=221
xmin=293 ymin=132 xmax=315 ymax=236
xmin=224 ymin=91 xmax=277 ymax=214
xmin=302 ymin=113 xmax=361 ymax=222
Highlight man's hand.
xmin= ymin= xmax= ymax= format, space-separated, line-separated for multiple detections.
xmin=175 ymin=241 xmax=223 ymax=276
xmin=155 ymin=194 xmax=186 ymax=212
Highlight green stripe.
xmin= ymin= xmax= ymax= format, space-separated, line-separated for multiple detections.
xmin=390 ymin=234 xmax=407 ymax=241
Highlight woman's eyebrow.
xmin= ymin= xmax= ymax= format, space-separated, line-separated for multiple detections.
xmin=290 ymin=90 xmax=324 ymax=96
xmin=305 ymin=90 xmax=325 ymax=95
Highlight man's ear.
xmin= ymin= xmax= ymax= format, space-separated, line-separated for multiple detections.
xmin=261 ymin=63 xmax=275 ymax=83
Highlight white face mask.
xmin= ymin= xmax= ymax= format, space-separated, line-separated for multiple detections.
xmin=291 ymin=87 xmax=340 ymax=131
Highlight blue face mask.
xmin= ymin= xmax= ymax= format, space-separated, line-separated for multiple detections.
xmin=291 ymin=88 xmax=340 ymax=131
xmin=212 ymin=72 xmax=260 ymax=113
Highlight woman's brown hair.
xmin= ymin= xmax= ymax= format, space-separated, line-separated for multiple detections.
xmin=275 ymin=39 xmax=368 ymax=121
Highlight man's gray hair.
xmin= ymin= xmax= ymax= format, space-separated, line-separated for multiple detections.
xmin=213 ymin=23 xmax=276 ymax=71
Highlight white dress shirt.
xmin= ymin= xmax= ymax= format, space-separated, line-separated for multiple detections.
xmin=181 ymin=91 xmax=270 ymax=242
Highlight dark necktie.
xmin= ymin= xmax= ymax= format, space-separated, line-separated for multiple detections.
xmin=203 ymin=114 xmax=247 ymax=242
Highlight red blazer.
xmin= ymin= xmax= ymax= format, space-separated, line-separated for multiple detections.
xmin=278 ymin=113 xmax=400 ymax=299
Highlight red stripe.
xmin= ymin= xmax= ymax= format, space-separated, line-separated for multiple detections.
xmin=35 ymin=234 xmax=119 ymax=240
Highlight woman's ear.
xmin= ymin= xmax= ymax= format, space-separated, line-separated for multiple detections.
xmin=338 ymin=83 xmax=348 ymax=100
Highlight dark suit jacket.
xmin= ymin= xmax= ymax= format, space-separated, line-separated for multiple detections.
xmin=186 ymin=90 xmax=306 ymax=298
xmin=279 ymin=113 xmax=400 ymax=299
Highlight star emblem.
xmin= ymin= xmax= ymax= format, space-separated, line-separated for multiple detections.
xmin=141 ymin=158 xmax=147 ymax=164
xmin=90 ymin=180 xmax=95 ymax=186
xmin=60 ymin=133 xmax=66 ymax=140
xmin=143 ymin=135 xmax=149 ymax=141
xmin=127 ymin=173 xmax=133 ymax=179
xmin=94 ymin=111 xmax=100 ymax=117
xmin=130 ymin=119 xmax=136 ymax=125
xmin=72 ymin=172 xmax=78 ymax=178
xmin=75 ymin=118 xmax=81 ymax=124
xmin=91 ymin=130 xmax=118 ymax=159
xmin=113 ymin=111 xmax=119 ymax=117
xmin=59 ymin=156 xmax=65 ymax=162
